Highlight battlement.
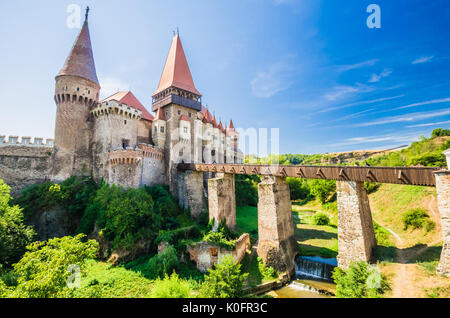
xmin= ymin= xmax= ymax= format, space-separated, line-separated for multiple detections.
xmin=109 ymin=143 xmax=164 ymax=166
xmin=137 ymin=143 xmax=164 ymax=160
xmin=0 ymin=135 xmax=54 ymax=148
xmin=91 ymin=100 xmax=142 ymax=120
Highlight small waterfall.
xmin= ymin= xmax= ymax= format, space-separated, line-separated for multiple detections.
xmin=295 ymin=256 xmax=337 ymax=281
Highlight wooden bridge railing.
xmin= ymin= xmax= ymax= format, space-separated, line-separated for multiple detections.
xmin=178 ymin=163 xmax=441 ymax=187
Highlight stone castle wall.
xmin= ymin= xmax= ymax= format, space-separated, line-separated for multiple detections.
xmin=0 ymin=145 xmax=53 ymax=196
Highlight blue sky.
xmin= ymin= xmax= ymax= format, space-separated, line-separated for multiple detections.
xmin=0 ymin=0 xmax=449 ymax=154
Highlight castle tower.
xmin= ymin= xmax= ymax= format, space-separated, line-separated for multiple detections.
xmin=53 ymin=8 xmax=100 ymax=181
xmin=152 ymin=108 xmax=167 ymax=148
xmin=152 ymin=33 xmax=202 ymax=191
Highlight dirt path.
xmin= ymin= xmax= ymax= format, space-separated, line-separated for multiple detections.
xmin=386 ymin=195 xmax=442 ymax=298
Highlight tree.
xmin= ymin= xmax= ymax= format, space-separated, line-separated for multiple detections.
xmin=9 ymin=234 xmax=98 ymax=298
xmin=199 ymin=255 xmax=248 ymax=298
xmin=332 ymin=261 xmax=389 ymax=298
xmin=308 ymin=179 xmax=336 ymax=203
xmin=150 ymin=272 xmax=192 ymax=298
xmin=0 ymin=179 xmax=35 ymax=268
xmin=286 ymin=177 xmax=310 ymax=201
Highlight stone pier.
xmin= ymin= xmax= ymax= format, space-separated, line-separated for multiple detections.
xmin=336 ymin=181 xmax=376 ymax=268
xmin=177 ymin=170 xmax=206 ymax=219
xmin=435 ymin=169 xmax=450 ymax=277
xmin=208 ymin=173 xmax=236 ymax=230
xmin=257 ymin=175 xmax=297 ymax=275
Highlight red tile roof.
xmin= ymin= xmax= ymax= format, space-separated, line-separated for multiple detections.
xmin=154 ymin=107 xmax=166 ymax=121
xmin=180 ymin=114 xmax=190 ymax=122
xmin=202 ymin=109 xmax=212 ymax=123
xmin=211 ymin=116 xmax=218 ymax=128
xmin=57 ymin=20 xmax=99 ymax=85
xmin=153 ymin=34 xmax=201 ymax=96
xmin=229 ymin=119 xmax=235 ymax=130
xmin=101 ymin=91 xmax=154 ymax=121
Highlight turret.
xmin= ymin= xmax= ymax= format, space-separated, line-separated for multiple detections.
xmin=152 ymin=108 xmax=167 ymax=148
xmin=52 ymin=7 xmax=100 ymax=180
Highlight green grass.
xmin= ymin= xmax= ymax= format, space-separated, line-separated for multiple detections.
xmin=236 ymin=206 xmax=258 ymax=239
xmin=240 ymin=253 xmax=277 ymax=287
xmin=74 ymin=260 xmax=155 ymax=298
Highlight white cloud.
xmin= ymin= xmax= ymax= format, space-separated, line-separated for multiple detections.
xmin=407 ymin=120 xmax=450 ymax=128
xmin=323 ymin=84 xmax=374 ymax=101
xmin=319 ymin=95 xmax=405 ymax=113
xmin=99 ymin=76 xmax=130 ymax=99
xmin=412 ymin=55 xmax=434 ymax=64
xmin=353 ymin=109 xmax=450 ymax=127
xmin=369 ymin=69 xmax=393 ymax=83
xmin=332 ymin=132 xmax=425 ymax=148
xmin=391 ymin=97 xmax=450 ymax=111
xmin=335 ymin=59 xmax=378 ymax=72
xmin=251 ymin=62 xmax=295 ymax=98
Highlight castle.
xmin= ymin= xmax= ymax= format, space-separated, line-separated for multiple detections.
xmin=0 ymin=11 xmax=243 ymax=199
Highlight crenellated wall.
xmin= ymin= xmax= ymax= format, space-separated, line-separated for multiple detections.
xmin=0 ymin=145 xmax=53 ymax=197
xmin=0 ymin=135 xmax=54 ymax=148
xmin=108 ymin=144 xmax=165 ymax=188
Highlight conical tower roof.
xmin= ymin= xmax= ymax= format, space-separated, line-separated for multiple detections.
xmin=57 ymin=16 xmax=99 ymax=85
xmin=153 ymin=34 xmax=200 ymax=96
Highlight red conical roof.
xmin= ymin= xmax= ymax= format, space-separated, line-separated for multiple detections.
xmin=101 ymin=91 xmax=154 ymax=121
xmin=212 ymin=116 xmax=218 ymax=128
xmin=153 ymin=34 xmax=201 ymax=96
xmin=229 ymin=119 xmax=235 ymax=130
xmin=202 ymin=109 xmax=212 ymax=123
xmin=57 ymin=19 xmax=99 ymax=85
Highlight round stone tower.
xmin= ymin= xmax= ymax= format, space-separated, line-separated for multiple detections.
xmin=52 ymin=10 xmax=100 ymax=181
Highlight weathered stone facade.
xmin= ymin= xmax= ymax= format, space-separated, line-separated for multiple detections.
xmin=0 ymin=145 xmax=53 ymax=197
xmin=177 ymin=170 xmax=206 ymax=218
xmin=336 ymin=180 xmax=376 ymax=268
xmin=208 ymin=173 xmax=236 ymax=230
xmin=186 ymin=233 xmax=251 ymax=273
xmin=435 ymin=170 xmax=450 ymax=276
xmin=257 ymin=175 xmax=297 ymax=275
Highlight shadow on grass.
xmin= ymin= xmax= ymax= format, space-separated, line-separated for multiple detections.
xmin=298 ymin=244 xmax=338 ymax=258
xmin=294 ymin=227 xmax=337 ymax=241
xmin=373 ymin=244 xmax=442 ymax=265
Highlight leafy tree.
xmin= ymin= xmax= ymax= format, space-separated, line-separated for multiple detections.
xmin=332 ymin=261 xmax=389 ymax=298
xmin=0 ymin=179 xmax=35 ymax=268
xmin=286 ymin=177 xmax=311 ymax=200
xmin=9 ymin=234 xmax=98 ymax=298
xmin=308 ymin=179 xmax=336 ymax=203
xmin=432 ymin=128 xmax=450 ymax=138
xmin=150 ymin=272 xmax=193 ymax=298
xmin=199 ymin=255 xmax=248 ymax=298
xmin=235 ymin=175 xmax=259 ymax=207
xmin=402 ymin=208 xmax=435 ymax=232
xmin=145 ymin=245 xmax=179 ymax=279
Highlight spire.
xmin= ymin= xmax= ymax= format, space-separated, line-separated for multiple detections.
xmin=57 ymin=8 xmax=99 ymax=85
xmin=153 ymin=34 xmax=200 ymax=96
xmin=229 ymin=119 xmax=235 ymax=130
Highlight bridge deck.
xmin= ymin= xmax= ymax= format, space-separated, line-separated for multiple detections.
xmin=178 ymin=163 xmax=442 ymax=187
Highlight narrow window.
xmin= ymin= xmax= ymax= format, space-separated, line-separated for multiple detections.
xmin=160 ymin=126 xmax=165 ymax=133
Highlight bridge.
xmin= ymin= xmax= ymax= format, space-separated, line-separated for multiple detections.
xmin=177 ymin=157 xmax=450 ymax=277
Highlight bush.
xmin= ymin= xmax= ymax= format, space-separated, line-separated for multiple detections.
xmin=257 ymin=257 xmax=277 ymax=281
xmin=8 ymin=234 xmax=98 ymax=298
xmin=312 ymin=212 xmax=330 ymax=226
xmin=432 ymin=128 xmax=450 ymax=138
xmin=332 ymin=261 xmax=389 ymax=298
xmin=150 ymin=272 xmax=193 ymax=298
xmin=202 ymin=231 xmax=236 ymax=250
xmin=199 ymin=255 xmax=248 ymax=298
xmin=146 ymin=245 xmax=179 ymax=279
xmin=0 ymin=179 xmax=35 ymax=268
xmin=364 ymin=182 xmax=380 ymax=194
xmin=402 ymin=208 xmax=435 ymax=232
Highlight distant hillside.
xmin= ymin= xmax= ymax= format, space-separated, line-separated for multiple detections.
xmin=247 ymin=129 xmax=450 ymax=168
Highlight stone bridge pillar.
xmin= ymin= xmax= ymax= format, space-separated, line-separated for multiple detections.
xmin=257 ymin=175 xmax=297 ymax=275
xmin=337 ymin=181 xmax=376 ymax=268
xmin=177 ymin=170 xmax=206 ymax=219
xmin=435 ymin=168 xmax=450 ymax=277
xmin=208 ymin=173 xmax=236 ymax=230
